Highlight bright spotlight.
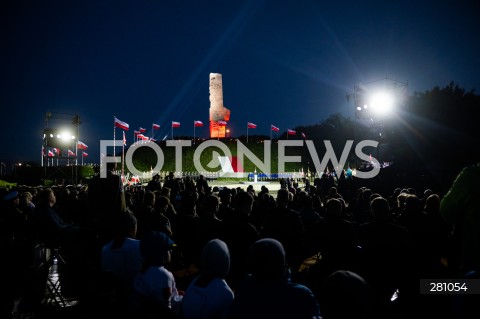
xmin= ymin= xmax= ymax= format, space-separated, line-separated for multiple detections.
xmin=59 ymin=132 xmax=71 ymax=140
xmin=370 ymin=92 xmax=394 ymax=114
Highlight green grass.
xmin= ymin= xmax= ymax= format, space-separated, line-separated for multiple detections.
xmin=125 ymin=140 xmax=311 ymax=174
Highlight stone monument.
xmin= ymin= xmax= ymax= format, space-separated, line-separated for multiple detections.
xmin=209 ymin=73 xmax=230 ymax=138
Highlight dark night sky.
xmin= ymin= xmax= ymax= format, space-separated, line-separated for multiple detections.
xmin=1 ymin=0 xmax=479 ymax=166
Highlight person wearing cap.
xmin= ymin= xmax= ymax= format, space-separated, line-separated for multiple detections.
xmin=133 ymin=231 xmax=182 ymax=316
xmin=181 ymin=239 xmax=234 ymax=319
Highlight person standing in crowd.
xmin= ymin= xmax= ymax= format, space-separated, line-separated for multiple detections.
xmin=263 ymin=188 xmax=305 ymax=271
xmin=87 ymin=166 xmax=127 ymax=246
xmin=220 ymin=191 xmax=261 ymax=290
xmin=440 ymin=163 xmax=480 ymax=276
xmin=196 ymin=174 xmax=210 ymax=194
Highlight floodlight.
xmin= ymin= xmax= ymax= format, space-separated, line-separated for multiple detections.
xmin=369 ymin=92 xmax=394 ymax=114
xmin=60 ymin=131 xmax=73 ymax=141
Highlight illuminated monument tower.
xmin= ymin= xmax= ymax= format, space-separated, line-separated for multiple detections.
xmin=209 ymin=73 xmax=231 ymax=138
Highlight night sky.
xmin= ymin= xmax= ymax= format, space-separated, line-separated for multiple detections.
xmin=1 ymin=0 xmax=479 ymax=166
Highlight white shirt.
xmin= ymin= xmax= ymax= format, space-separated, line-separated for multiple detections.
xmin=133 ymin=265 xmax=178 ymax=308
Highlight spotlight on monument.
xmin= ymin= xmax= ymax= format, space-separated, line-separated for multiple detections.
xmin=369 ymin=91 xmax=394 ymax=115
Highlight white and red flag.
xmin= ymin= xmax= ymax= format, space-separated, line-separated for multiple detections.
xmin=123 ymin=131 xmax=127 ymax=146
xmin=152 ymin=123 xmax=160 ymax=130
xmin=271 ymin=125 xmax=280 ymax=132
xmin=287 ymin=129 xmax=296 ymax=135
xmin=53 ymin=148 xmax=61 ymax=155
xmin=247 ymin=122 xmax=257 ymax=129
xmin=114 ymin=117 xmax=129 ymax=130
xmin=194 ymin=120 xmax=204 ymax=127
xmin=139 ymin=127 xmax=146 ymax=133
xmin=48 ymin=150 xmax=54 ymax=157
xmin=82 ymin=152 xmax=88 ymax=157
xmin=67 ymin=150 xmax=75 ymax=156
xmin=301 ymin=132 xmax=306 ymax=139
xmin=137 ymin=134 xmax=148 ymax=140
xmin=77 ymin=141 xmax=88 ymax=150
xmin=172 ymin=121 xmax=181 ymax=128
xmin=218 ymin=120 xmax=227 ymax=126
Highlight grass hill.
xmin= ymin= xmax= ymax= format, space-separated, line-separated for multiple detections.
xmin=125 ymin=139 xmax=312 ymax=174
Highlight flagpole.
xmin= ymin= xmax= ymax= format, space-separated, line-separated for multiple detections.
xmin=247 ymin=126 xmax=249 ymax=143
xmin=171 ymin=121 xmax=173 ymax=140
xmin=113 ymin=116 xmax=116 ymax=171
xmin=270 ymin=126 xmax=272 ymax=140
xmin=75 ymin=136 xmax=78 ymax=168
xmin=122 ymin=142 xmax=125 ymax=180
xmin=193 ymin=121 xmax=196 ymax=145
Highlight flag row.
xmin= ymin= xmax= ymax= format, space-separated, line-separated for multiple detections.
xmin=114 ymin=116 xmax=307 ymax=138
xmin=43 ymin=148 xmax=88 ymax=157
xmin=247 ymin=123 xmax=306 ymax=137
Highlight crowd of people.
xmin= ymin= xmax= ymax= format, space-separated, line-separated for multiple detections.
xmin=0 ymin=163 xmax=478 ymax=318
